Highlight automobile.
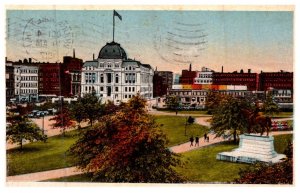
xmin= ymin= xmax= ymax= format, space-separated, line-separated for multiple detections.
xmin=42 ymin=111 xmax=49 ymax=116
xmin=27 ymin=113 xmax=34 ymax=118
xmin=36 ymin=111 xmax=43 ymax=118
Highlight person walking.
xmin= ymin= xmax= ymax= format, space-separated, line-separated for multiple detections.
xmin=207 ymin=136 xmax=209 ymax=142
xmin=204 ymin=133 xmax=207 ymax=141
xmin=195 ymin=136 xmax=199 ymax=146
xmin=190 ymin=136 xmax=194 ymax=147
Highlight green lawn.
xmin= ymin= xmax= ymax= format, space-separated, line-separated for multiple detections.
xmin=175 ymin=134 xmax=293 ymax=183
xmin=273 ymin=112 xmax=293 ymax=118
xmin=154 ymin=115 xmax=210 ymax=147
xmin=157 ymin=109 xmax=208 ymax=115
xmin=7 ymin=130 xmax=79 ymax=176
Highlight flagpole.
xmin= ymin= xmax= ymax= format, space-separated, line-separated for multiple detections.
xmin=113 ymin=11 xmax=115 ymax=42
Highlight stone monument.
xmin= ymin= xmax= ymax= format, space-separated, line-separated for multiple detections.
xmin=216 ymin=134 xmax=286 ymax=164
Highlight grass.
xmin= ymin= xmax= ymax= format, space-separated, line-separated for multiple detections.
xmin=157 ymin=109 xmax=208 ymax=115
xmin=42 ymin=134 xmax=293 ymax=183
xmin=175 ymin=134 xmax=293 ymax=183
xmin=154 ymin=115 xmax=210 ymax=147
xmin=273 ymin=112 xmax=293 ymax=118
xmin=7 ymin=130 xmax=79 ymax=176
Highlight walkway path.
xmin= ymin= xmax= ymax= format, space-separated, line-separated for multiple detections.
xmin=6 ymin=167 xmax=83 ymax=182
xmin=170 ymin=130 xmax=293 ymax=154
xmin=7 ymin=130 xmax=293 ymax=182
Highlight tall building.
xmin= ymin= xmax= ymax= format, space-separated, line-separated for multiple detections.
xmin=194 ymin=67 xmax=214 ymax=84
xmin=38 ymin=53 xmax=83 ymax=97
xmin=81 ymin=41 xmax=154 ymax=104
xmin=259 ymin=71 xmax=293 ymax=91
xmin=13 ymin=59 xmax=39 ymax=102
xmin=212 ymin=69 xmax=259 ymax=91
xmin=179 ymin=64 xmax=197 ymax=84
xmin=153 ymin=70 xmax=173 ymax=97
xmin=6 ymin=60 xmax=14 ymax=102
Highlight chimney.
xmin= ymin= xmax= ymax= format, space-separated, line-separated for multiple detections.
xmin=221 ymin=66 xmax=223 ymax=73
xmin=189 ymin=63 xmax=192 ymax=71
xmin=248 ymin=69 xmax=251 ymax=73
xmin=73 ymin=48 xmax=75 ymax=58
xmin=93 ymin=53 xmax=95 ymax=60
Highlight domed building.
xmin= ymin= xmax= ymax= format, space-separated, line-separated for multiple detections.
xmin=81 ymin=41 xmax=154 ymax=104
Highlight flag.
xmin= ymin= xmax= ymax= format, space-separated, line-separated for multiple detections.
xmin=114 ymin=10 xmax=122 ymax=21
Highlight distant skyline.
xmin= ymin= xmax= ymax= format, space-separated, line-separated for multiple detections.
xmin=6 ymin=9 xmax=293 ymax=73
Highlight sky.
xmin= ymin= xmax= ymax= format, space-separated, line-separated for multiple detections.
xmin=6 ymin=9 xmax=293 ymax=74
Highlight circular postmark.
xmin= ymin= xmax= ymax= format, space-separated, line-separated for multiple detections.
xmin=153 ymin=19 xmax=207 ymax=66
xmin=22 ymin=17 xmax=73 ymax=61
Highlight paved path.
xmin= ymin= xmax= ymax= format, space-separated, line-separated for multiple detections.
xmin=170 ymin=130 xmax=293 ymax=154
xmin=7 ymin=130 xmax=293 ymax=182
xmin=6 ymin=167 xmax=84 ymax=182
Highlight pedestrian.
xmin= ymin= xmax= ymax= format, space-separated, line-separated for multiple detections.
xmin=207 ymin=136 xmax=209 ymax=142
xmin=190 ymin=136 xmax=194 ymax=147
xmin=176 ymin=110 xmax=178 ymax=115
xmin=195 ymin=136 xmax=199 ymax=146
xmin=204 ymin=133 xmax=207 ymax=141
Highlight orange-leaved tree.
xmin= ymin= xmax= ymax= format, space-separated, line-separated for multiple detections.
xmin=69 ymin=94 xmax=185 ymax=182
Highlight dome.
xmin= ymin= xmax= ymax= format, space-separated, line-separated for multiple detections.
xmin=98 ymin=41 xmax=127 ymax=59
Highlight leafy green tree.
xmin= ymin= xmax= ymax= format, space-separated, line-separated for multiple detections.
xmin=263 ymin=93 xmax=279 ymax=117
xmin=206 ymin=91 xmax=225 ymax=114
xmin=69 ymin=94 xmax=185 ymax=183
xmin=50 ymin=107 xmax=74 ymax=136
xmin=77 ymin=93 xmax=103 ymax=126
xmin=235 ymin=143 xmax=293 ymax=184
xmin=210 ymin=96 xmax=250 ymax=143
xmin=6 ymin=116 xmax=47 ymax=150
xmin=70 ymin=102 xmax=85 ymax=130
xmin=185 ymin=116 xmax=195 ymax=136
xmin=165 ymin=95 xmax=180 ymax=110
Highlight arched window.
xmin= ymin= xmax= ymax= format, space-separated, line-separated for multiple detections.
xmin=115 ymin=74 xmax=119 ymax=83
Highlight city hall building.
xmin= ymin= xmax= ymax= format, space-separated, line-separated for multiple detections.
xmin=81 ymin=41 xmax=154 ymax=104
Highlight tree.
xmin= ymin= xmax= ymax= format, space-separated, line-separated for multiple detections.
xmin=263 ymin=93 xmax=279 ymax=117
xmin=210 ymin=96 xmax=250 ymax=143
xmin=206 ymin=91 xmax=225 ymax=114
xmin=165 ymin=95 xmax=180 ymax=110
xmin=235 ymin=143 xmax=293 ymax=184
xmin=69 ymin=94 xmax=185 ymax=183
xmin=77 ymin=93 xmax=103 ymax=126
xmin=6 ymin=116 xmax=47 ymax=150
xmin=50 ymin=107 xmax=74 ymax=135
xmin=70 ymin=102 xmax=85 ymax=130
xmin=185 ymin=116 xmax=195 ymax=136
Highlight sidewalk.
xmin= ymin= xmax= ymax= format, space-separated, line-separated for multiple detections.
xmin=6 ymin=167 xmax=83 ymax=182
xmin=169 ymin=130 xmax=293 ymax=154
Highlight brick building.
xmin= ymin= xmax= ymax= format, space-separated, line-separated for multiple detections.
xmin=212 ymin=69 xmax=259 ymax=91
xmin=5 ymin=60 xmax=14 ymax=102
xmin=153 ymin=70 xmax=173 ymax=97
xmin=259 ymin=71 xmax=293 ymax=91
xmin=179 ymin=64 xmax=197 ymax=84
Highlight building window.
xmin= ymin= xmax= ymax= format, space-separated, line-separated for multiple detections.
xmin=107 ymin=73 xmax=112 ymax=83
xmin=125 ymin=94 xmax=127 ymax=98
xmin=115 ymin=74 xmax=119 ymax=83
xmin=100 ymin=74 xmax=104 ymax=83
xmin=100 ymin=87 xmax=104 ymax=91
xmin=125 ymin=87 xmax=127 ymax=92
xmin=115 ymin=87 xmax=119 ymax=92
xmin=129 ymin=87 xmax=131 ymax=92
xmin=132 ymin=87 xmax=135 ymax=92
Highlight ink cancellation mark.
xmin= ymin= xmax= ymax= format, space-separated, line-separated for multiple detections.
xmin=22 ymin=18 xmax=73 ymax=61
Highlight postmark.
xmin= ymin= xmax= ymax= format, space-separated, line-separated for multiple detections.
xmin=22 ymin=17 xmax=73 ymax=61
xmin=153 ymin=20 xmax=207 ymax=65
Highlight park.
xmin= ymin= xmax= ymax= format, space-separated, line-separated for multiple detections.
xmin=6 ymin=93 xmax=293 ymax=183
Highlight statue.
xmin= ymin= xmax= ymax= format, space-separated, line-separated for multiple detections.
xmin=241 ymin=103 xmax=272 ymax=136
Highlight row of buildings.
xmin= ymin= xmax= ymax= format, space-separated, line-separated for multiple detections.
xmin=6 ymin=50 xmax=83 ymax=102
xmin=168 ymin=65 xmax=293 ymax=108
xmin=6 ymin=42 xmax=154 ymax=104
xmin=6 ymin=41 xmax=293 ymax=108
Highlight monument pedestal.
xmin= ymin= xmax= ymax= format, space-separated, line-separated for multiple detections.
xmin=217 ymin=134 xmax=286 ymax=164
